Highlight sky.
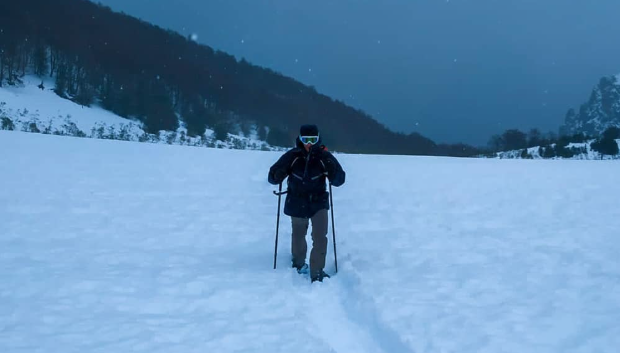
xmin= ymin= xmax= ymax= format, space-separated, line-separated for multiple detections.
xmin=92 ymin=0 xmax=620 ymax=145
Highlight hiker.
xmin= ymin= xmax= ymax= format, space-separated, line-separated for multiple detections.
xmin=268 ymin=124 xmax=345 ymax=282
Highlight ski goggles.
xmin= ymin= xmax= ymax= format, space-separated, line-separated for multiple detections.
xmin=300 ymin=135 xmax=319 ymax=145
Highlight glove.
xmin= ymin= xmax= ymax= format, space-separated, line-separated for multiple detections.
xmin=321 ymin=154 xmax=345 ymax=187
xmin=274 ymin=168 xmax=288 ymax=182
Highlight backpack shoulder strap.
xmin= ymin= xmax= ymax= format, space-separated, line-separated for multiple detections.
xmin=290 ymin=156 xmax=300 ymax=169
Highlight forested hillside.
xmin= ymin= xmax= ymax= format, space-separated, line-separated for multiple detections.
xmin=0 ymin=0 xmax=481 ymax=156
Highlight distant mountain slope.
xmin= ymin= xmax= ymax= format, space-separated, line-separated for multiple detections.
xmin=561 ymin=74 xmax=620 ymax=136
xmin=0 ymin=0 xmax=481 ymax=156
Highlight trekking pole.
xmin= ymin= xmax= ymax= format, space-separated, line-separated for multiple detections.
xmin=273 ymin=183 xmax=285 ymax=269
xmin=329 ymin=183 xmax=338 ymax=273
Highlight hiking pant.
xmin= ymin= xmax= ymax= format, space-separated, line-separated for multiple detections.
xmin=291 ymin=208 xmax=328 ymax=274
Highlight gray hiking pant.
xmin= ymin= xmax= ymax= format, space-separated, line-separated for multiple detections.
xmin=291 ymin=209 xmax=328 ymax=274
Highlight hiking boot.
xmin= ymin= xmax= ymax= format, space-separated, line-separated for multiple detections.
xmin=310 ymin=270 xmax=330 ymax=283
xmin=293 ymin=263 xmax=309 ymax=275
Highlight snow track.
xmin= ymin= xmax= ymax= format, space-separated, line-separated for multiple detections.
xmin=301 ymin=262 xmax=414 ymax=353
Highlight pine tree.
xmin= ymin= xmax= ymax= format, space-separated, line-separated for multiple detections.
xmin=54 ymin=63 xmax=69 ymax=98
xmin=266 ymin=127 xmax=291 ymax=147
xmin=33 ymin=44 xmax=47 ymax=77
xmin=591 ymin=127 xmax=620 ymax=156
xmin=212 ymin=122 xmax=230 ymax=142
xmin=74 ymin=82 xmax=95 ymax=107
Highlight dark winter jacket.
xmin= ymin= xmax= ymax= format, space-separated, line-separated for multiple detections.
xmin=268 ymin=137 xmax=345 ymax=218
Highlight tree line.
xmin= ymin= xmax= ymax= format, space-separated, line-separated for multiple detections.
xmin=488 ymin=127 xmax=620 ymax=158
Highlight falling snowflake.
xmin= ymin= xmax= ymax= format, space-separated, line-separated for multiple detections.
xmin=190 ymin=33 xmax=199 ymax=42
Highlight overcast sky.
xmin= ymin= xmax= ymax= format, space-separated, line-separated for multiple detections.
xmin=93 ymin=0 xmax=620 ymax=145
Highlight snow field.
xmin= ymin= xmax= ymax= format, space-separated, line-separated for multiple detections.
xmin=1 ymin=131 xmax=620 ymax=353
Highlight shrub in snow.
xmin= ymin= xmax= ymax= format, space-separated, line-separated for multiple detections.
xmin=62 ymin=120 xmax=86 ymax=138
xmin=106 ymin=125 xmax=117 ymax=140
xmin=29 ymin=122 xmax=40 ymax=133
xmin=166 ymin=132 xmax=177 ymax=144
xmin=92 ymin=124 xmax=107 ymax=139
xmin=20 ymin=121 xmax=30 ymax=132
xmin=231 ymin=138 xmax=245 ymax=150
xmin=1 ymin=117 xmax=15 ymax=130
xmin=117 ymin=124 xmax=132 ymax=141
xmin=42 ymin=120 xmax=53 ymax=134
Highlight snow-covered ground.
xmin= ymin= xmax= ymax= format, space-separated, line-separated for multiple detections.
xmin=1 ymin=131 xmax=619 ymax=353
xmin=0 ymin=77 xmax=277 ymax=151
xmin=0 ymin=76 xmax=144 ymax=136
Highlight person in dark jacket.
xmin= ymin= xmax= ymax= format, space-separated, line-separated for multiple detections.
xmin=268 ymin=124 xmax=345 ymax=282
